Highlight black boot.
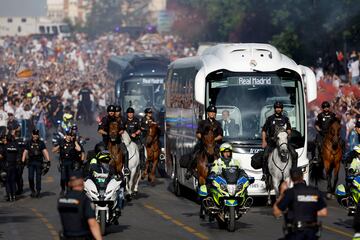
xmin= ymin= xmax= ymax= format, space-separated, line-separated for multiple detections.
xmin=261 ymin=160 xmax=268 ymax=181
xmin=140 ymin=147 xmax=146 ymax=171
xmin=123 ymin=152 xmax=130 ymax=176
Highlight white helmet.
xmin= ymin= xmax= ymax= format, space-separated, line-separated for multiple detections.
xmin=220 ymin=142 xmax=233 ymax=152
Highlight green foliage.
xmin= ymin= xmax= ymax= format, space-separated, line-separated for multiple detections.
xmin=170 ymin=0 xmax=360 ymax=63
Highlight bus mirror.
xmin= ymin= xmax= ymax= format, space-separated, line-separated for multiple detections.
xmin=194 ymin=68 xmax=205 ymax=105
xmin=299 ymin=65 xmax=317 ymax=103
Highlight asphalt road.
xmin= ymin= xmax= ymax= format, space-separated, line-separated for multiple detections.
xmin=0 ymin=123 xmax=355 ymax=240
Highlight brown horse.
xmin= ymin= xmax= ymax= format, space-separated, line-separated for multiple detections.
xmin=142 ymin=122 xmax=160 ymax=183
xmin=322 ymin=119 xmax=342 ymax=198
xmin=196 ymin=126 xmax=218 ymax=186
xmin=108 ymin=121 xmax=123 ymax=174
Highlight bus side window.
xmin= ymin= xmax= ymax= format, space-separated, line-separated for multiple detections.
xmin=52 ymin=26 xmax=58 ymax=35
xmin=39 ymin=26 xmax=45 ymax=34
xmin=46 ymin=26 xmax=50 ymax=34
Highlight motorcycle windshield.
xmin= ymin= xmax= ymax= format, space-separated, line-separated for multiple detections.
xmin=222 ymin=167 xmax=240 ymax=184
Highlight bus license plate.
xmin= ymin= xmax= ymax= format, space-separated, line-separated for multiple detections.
xmin=249 ymin=181 xmax=265 ymax=189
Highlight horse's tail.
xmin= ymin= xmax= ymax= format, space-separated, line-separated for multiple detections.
xmin=310 ymin=161 xmax=325 ymax=182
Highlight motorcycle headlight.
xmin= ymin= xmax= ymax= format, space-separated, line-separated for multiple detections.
xmin=90 ymin=190 xmax=98 ymax=196
xmin=220 ymin=183 xmax=227 ymax=191
xmin=106 ymin=190 xmax=113 ymax=196
xmin=227 ymin=185 xmax=236 ymax=196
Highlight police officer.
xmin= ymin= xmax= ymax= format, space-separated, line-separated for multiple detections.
xmin=314 ymin=101 xmax=337 ymax=163
xmin=261 ymin=101 xmax=295 ymax=181
xmin=21 ymin=129 xmax=50 ymax=198
xmin=58 ymin=171 xmax=102 ymax=240
xmin=97 ymin=105 xmax=116 ymax=145
xmin=140 ymin=107 xmax=157 ymax=136
xmin=7 ymin=113 xmax=20 ymax=138
xmin=273 ymin=167 xmax=327 ymax=240
xmin=53 ymin=130 xmax=82 ymax=196
xmin=124 ymin=107 xmax=145 ymax=169
xmin=70 ymin=125 xmax=86 ymax=171
xmin=2 ymin=134 xmax=20 ymax=201
xmin=186 ymin=105 xmax=223 ymax=179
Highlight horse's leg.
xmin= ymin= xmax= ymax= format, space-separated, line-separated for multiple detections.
xmin=332 ymin=157 xmax=341 ymax=195
xmin=141 ymin=148 xmax=150 ymax=179
xmin=134 ymin=166 xmax=141 ymax=193
xmin=150 ymin=150 xmax=160 ymax=183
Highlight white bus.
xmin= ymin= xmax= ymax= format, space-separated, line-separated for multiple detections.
xmin=165 ymin=43 xmax=317 ymax=196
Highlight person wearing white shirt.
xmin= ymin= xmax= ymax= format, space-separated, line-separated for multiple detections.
xmin=0 ymin=103 xmax=8 ymax=136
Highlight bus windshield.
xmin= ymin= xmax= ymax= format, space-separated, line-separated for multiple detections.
xmin=123 ymin=77 xmax=164 ymax=113
xmin=207 ymin=70 xmax=305 ymax=143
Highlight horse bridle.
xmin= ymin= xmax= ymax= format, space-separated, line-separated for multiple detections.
xmin=271 ymin=152 xmax=289 ymax=181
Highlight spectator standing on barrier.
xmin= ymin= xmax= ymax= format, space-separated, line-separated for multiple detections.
xmin=58 ymin=171 xmax=102 ymax=240
xmin=22 ymin=129 xmax=50 ymax=198
xmin=273 ymin=167 xmax=327 ymax=240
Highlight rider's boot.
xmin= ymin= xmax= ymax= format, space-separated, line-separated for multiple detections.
xmin=123 ymin=152 xmax=130 ymax=176
xmin=139 ymin=146 xmax=146 ymax=171
xmin=261 ymin=160 xmax=268 ymax=181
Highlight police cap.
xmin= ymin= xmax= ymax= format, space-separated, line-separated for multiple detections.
xmin=321 ymin=101 xmax=330 ymax=109
xmin=290 ymin=167 xmax=304 ymax=181
xmin=206 ymin=105 xmax=217 ymax=113
xmin=32 ymin=129 xmax=40 ymax=135
xmin=94 ymin=142 xmax=106 ymax=154
xmin=273 ymin=101 xmax=283 ymax=109
xmin=356 ymin=121 xmax=360 ymax=128
xmin=127 ymin=107 xmax=135 ymax=113
xmin=69 ymin=170 xmax=83 ymax=180
xmin=145 ymin=108 xmax=153 ymax=113
xmin=107 ymin=105 xmax=116 ymax=112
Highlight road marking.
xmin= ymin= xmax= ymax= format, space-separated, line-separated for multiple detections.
xmin=323 ymin=224 xmax=353 ymax=238
xmin=30 ymin=208 xmax=59 ymax=240
xmin=144 ymin=204 xmax=209 ymax=240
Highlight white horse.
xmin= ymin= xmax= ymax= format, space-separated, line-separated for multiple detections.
xmin=267 ymin=128 xmax=292 ymax=204
xmin=121 ymin=131 xmax=141 ymax=200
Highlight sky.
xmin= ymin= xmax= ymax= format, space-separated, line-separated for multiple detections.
xmin=0 ymin=0 xmax=47 ymax=17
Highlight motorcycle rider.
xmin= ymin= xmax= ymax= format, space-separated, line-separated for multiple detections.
xmin=313 ymin=101 xmax=337 ymax=164
xmin=186 ymin=105 xmax=223 ymax=179
xmin=59 ymin=113 xmax=73 ymax=135
xmin=53 ymin=130 xmax=82 ymax=196
xmin=21 ymin=129 xmax=50 ymax=198
xmin=261 ymin=101 xmax=296 ymax=181
xmin=88 ymin=142 xmax=124 ymax=218
xmin=124 ymin=107 xmax=145 ymax=170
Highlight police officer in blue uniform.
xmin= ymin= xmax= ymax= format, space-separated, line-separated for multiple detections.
xmin=273 ymin=167 xmax=327 ymax=240
xmin=124 ymin=107 xmax=145 ymax=169
xmin=186 ymin=105 xmax=223 ymax=179
xmin=58 ymin=171 xmax=102 ymax=240
xmin=313 ymin=101 xmax=337 ymax=163
xmin=21 ymin=129 xmax=50 ymax=198
xmin=53 ymin=130 xmax=82 ymax=196
xmin=261 ymin=101 xmax=296 ymax=181
xmin=140 ymin=107 xmax=157 ymax=137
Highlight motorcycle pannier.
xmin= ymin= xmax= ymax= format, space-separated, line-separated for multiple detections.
xmin=251 ymin=151 xmax=263 ymax=170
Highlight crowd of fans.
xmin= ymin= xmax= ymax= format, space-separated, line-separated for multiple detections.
xmin=0 ymin=32 xmax=197 ymax=141
xmin=308 ymin=50 xmax=360 ymax=154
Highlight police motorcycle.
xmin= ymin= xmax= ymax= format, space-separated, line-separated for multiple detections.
xmin=52 ymin=123 xmax=89 ymax=146
xmin=335 ymin=173 xmax=360 ymax=216
xmin=84 ymin=162 xmax=123 ymax=235
xmin=199 ymin=166 xmax=254 ymax=232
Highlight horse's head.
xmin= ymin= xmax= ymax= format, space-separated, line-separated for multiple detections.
xmin=275 ymin=129 xmax=289 ymax=163
xmin=202 ymin=126 xmax=216 ymax=156
xmin=109 ymin=121 xmax=119 ymax=142
xmin=328 ymin=118 xmax=341 ymax=149
xmin=146 ymin=122 xmax=159 ymax=146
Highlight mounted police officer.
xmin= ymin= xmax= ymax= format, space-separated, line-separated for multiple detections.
xmin=124 ymin=107 xmax=145 ymax=170
xmin=98 ymin=105 xmax=130 ymax=175
xmin=313 ymin=101 xmax=337 ymax=163
xmin=2 ymin=134 xmax=20 ymax=201
xmin=53 ymin=130 xmax=82 ymax=196
xmin=140 ymin=107 xmax=156 ymax=137
xmin=21 ymin=129 xmax=50 ymax=198
xmin=58 ymin=171 xmax=102 ymax=240
xmin=261 ymin=101 xmax=296 ymax=181
xmin=186 ymin=105 xmax=223 ymax=179
xmin=273 ymin=167 xmax=327 ymax=240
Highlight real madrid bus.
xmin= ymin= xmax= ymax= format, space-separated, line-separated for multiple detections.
xmin=107 ymin=53 xmax=170 ymax=166
xmin=164 ymin=43 xmax=317 ymax=196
